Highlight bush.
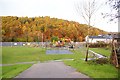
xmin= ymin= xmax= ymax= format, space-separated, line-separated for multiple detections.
xmin=89 ymin=42 xmax=110 ymax=48
xmin=51 ymin=36 xmax=59 ymax=42
xmin=88 ymin=58 xmax=109 ymax=65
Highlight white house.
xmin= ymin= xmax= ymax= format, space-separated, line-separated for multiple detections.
xmin=85 ymin=35 xmax=112 ymax=43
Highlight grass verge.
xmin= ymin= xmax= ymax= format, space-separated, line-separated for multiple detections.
xmin=64 ymin=59 xmax=118 ymax=79
xmin=1 ymin=64 xmax=32 ymax=78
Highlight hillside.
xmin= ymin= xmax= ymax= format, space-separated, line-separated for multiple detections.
xmin=2 ymin=16 xmax=107 ymax=42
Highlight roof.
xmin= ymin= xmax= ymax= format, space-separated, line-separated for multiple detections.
xmin=89 ymin=35 xmax=112 ymax=39
xmin=114 ymin=34 xmax=120 ymax=39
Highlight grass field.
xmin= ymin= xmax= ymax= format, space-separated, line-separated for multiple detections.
xmin=2 ymin=46 xmax=118 ymax=79
xmin=64 ymin=60 xmax=118 ymax=78
xmin=0 ymin=47 xmax=1 ymax=79
xmin=2 ymin=46 xmax=85 ymax=64
xmin=2 ymin=47 xmax=43 ymax=64
xmin=90 ymin=48 xmax=111 ymax=57
xmin=2 ymin=46 xmax=86 ymax=78
xmin=1 ymin=64 xmax=32 ymax=78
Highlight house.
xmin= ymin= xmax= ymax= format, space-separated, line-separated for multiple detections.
xmin=85 ymin=35 xmax=112 ymax=43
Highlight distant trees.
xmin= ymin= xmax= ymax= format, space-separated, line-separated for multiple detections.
xmin=2 ymin=16 xmax=107 ymax=42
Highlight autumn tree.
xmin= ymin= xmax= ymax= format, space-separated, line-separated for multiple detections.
xmin=2 ymin=16 xmax=107 ymax=42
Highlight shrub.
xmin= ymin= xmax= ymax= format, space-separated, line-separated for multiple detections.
xmin=88 ymin=58 xmax=109 ymax=65
xmin=89 ymin=42 xmax=110 ymax=48
xmin=51 ymin=36 xmax=59 ymax=42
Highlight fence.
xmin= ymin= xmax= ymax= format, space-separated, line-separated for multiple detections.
xmin=1 ymin=42 xmax=47 ymax=46
xmin=1 ymin=42 xmax=86 ymax=48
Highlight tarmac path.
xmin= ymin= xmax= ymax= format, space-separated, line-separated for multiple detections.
xmin=16 ymin=61 xmax=90 ymax=78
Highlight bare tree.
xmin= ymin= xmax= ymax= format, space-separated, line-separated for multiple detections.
xmin=107 ymin=0 xmax=120 ymax=31
xmin=75 ymin=0 xmax=102 ymax=61
xmin=103 ymin=0 xmax=120 ymax=22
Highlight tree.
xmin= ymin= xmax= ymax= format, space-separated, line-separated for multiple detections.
xmin=2 ymin=16 xmax=106 ymax=42
xmin=75 ymin=0 xmax=100 ymax=61
xmin=104 ymin=0 xmax=120 ymax=21
xmin=40 ymin=26 xmax=46 ymax=47
xmin=51 ymin=36 xmax=59 ymax=42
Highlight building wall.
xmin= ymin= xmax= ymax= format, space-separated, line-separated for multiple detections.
xmin=88 ymin=38 xmax=112 ymax=43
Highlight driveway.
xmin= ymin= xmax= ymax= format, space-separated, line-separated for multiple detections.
xmin=16 ymin=61 xmax=89 ymax=78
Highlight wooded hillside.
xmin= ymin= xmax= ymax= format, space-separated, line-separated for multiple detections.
xmin=2 ymin=16 xmax=107 ymax=42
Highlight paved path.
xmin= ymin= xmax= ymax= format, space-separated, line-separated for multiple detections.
xmin=16 ymin=61 xmax=90 ymax=78
xmin=0 ymin=61 xmax=36 ymax=66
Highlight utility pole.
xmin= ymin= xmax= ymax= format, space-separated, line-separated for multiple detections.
xmin=118 ymin=4 xmax=120 ymax=32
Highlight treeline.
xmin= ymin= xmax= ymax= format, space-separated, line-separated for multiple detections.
xmin=2 ymin=16 xmax=107 ymax=42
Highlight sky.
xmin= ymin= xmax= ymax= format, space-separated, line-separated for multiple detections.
xmin=0 ymin=0 xmax=118 ymax=32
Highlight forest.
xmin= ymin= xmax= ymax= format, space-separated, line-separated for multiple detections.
xmin=2 ymin=16 xmax=107 ymax=42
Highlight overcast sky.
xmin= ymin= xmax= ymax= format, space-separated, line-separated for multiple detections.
xmin=0 ymin=0 xmax=118 ymax=32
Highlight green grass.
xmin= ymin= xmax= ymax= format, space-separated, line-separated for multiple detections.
xmin=2 ymin=46 xmax=86 ymax=78
xmin=2 ymin=47 xmax=45 ymax=64
xmin=90 ymin=48 xmax=111 ymax=57
xmin=39 ymin=49 xmax=86 ymax=62
xmin=64 ymin=60 xmax=118 ymax=78
xmin=2 ymin=46 xmax=119 ymax=79
xmin=0 ymin=67 xmax=2 ymax=79
xmin=0 ymin=47 xmax=2 ymax=64
xmin=118 ymin=69 xmax=120 ymax=80
xmin=1 ymin=64 xmax=32 ymax=78
xmin=2 ymin=47 xmax=85 ymax=64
